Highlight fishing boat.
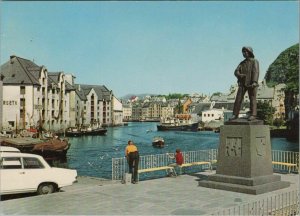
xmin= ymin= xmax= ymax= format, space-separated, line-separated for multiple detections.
xmin=84 ymin=127 xmax=107 ymax=136
xmin=0 ymin=137 xmax=70 ymax=162
xmin=152 ymin=136 xmax=165 ymax=148
xmin=65 ymin=128 xmax=82 ymax=137
xmin=157 ymin=114 xmax=198 ymax=132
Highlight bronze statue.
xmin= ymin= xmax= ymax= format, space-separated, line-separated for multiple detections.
xmin=231 ymin=47 xmax=259 ymax=121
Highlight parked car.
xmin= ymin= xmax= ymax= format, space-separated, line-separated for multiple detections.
xmin=0 ymin=151 xmax=77 ymax=195
xmin=0 ymin=146 xmax=20 ymax=153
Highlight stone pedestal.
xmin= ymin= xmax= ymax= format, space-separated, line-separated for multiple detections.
xmin=199 ymin=119 xmax=290 ymax=194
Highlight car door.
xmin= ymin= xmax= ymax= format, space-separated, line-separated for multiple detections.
xmin=0 ymin=157 xmax=24 ymax=194
xmin=21 ymin=157 xmax=48 ymax=191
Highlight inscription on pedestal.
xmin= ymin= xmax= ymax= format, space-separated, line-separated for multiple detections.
xmin=256 ymin=137 xmax=266 ymax=157
xmin=225 ymin=137 xmax=242 ymax=157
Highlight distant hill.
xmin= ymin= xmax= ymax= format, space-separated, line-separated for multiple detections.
xmin=264 ymin=43 xmax=299 ymax=92
xmin=120 ymin=93 xmax=156 ymax=100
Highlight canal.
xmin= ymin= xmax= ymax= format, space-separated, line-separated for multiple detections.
xmin=64 ymin=122 xmax=299 ymax=179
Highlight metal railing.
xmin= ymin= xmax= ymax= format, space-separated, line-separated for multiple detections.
xmin=272 ymin=150 xmax=299 ymax=173
xmin=212 ymin=190 xmax=299 ymax=215
xmin=112 ymin=149 xmax=299 ymax=181
xmin=112 ymin=149 xmax=218 ymax=180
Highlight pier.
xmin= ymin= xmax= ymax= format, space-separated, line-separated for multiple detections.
xmin=1 ymin=171 xmax=298 ymax=215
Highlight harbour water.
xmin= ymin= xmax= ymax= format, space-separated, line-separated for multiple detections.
xmin=65 ymin=122 xmax=298 ymax=179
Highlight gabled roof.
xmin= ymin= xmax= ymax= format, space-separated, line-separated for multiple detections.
xmin=0 ymin=55 xmax=42 ymax=85
xmin=77 ymin=84 xmax=112 ymax=101
xmin=65 ymin=81 xmax=76 ymax=91
xmin=48 ymin=72 xmax=61 ymax=88
xmin=74 ymin=85 xmax=87 ymax=101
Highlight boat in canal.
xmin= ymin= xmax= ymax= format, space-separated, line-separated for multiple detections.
xmin=65 ymin=128 xmax=82 ymax=137
xmin=0 ymin=137 xmax=70 ymax=161
xmin=152 ymin=136 xmax=165 ymax=148
xmin=83 ymin=127 xmax=107 ymax=136
xmin=157 ymin=114 xmax=199 ymax=132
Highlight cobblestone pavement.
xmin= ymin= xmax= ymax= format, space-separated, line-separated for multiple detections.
xmin=1 ymin=171 xmax=298 ymax=215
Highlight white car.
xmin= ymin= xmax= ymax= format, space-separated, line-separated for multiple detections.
xmin=0 ymin=150 xmax=77 ymax=195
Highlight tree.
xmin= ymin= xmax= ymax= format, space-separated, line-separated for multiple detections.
xmin=273 ymin=118 xmax=285 ymax=128
xmin=257 ymin=101 xmax=275 ymax=125
xmin=264 ymin=43 xmax=299 ymax=120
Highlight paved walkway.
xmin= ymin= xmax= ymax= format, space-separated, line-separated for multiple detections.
xmin=1 ymin=171 xmax=299 ymax=215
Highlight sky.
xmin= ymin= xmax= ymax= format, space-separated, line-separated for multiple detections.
xmin=0 ymin=1 xmax=299 ymax=98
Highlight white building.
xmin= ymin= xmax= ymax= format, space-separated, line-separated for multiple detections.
xmin=0 ymin=55 xmax=124 ymax=132
xmin=201 ymin=108 xmax=224 ymax=122
xmin=0 ymin=79 xmax=3 ymax=130
xmin=113 ymin=95 xmax=123 ymax=126
xmin=74 ymin=84 xmax=115 ymax=127
xmin=1 ymin=56 xmax=49 ymax=131
xmin=0 ymin=56 xmax=78 ymax=132
xmin=161 ymin=103 xmax=174 ymax=119
xmin=122 ymin=104 xmax=132 ymax=121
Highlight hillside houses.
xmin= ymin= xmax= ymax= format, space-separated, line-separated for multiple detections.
xmin=123 ymin=80 xmax=287 ymax=126
xmin=0 ymin=55 xmax=122 ymax=132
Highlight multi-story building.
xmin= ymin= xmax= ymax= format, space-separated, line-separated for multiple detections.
xmin=0 ymin=55 xmax=76 ymax=132
xmin=0 ymin=55 xmax=122 ymax=132
xmin=112 ymin=95 xmax=123 ymax=126
xmin=161 ymin=103 xmax=174 ymax=119
xmin=0 ymin=78 xmax=3 ymax=130
xmin=131 ymin=104 xmax=142 ymax=121
xmin=74 ymin=84 xmax=116 ymax=127
xmin=1 ymin=55 xmax=49 ymax=131
xmin=64 ymin=74 xmax=77 ymax=128
xmin=47 ymin=72 xmax=74 ymax=131
xmin=122 ymin=103 xmax=132 ymax=121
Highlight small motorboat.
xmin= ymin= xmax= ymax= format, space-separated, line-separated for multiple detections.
xmin=152 ymin=136 xmax=165 ymax=148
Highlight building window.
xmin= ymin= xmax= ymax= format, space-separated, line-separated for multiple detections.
xmin=20 ymin=98 xmax=25 ymax=107
xmin=20 ymin=86 xmax=25 ymax=95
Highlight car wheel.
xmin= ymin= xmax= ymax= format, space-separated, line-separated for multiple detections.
xmin=37 ymin=183 xmax=55 ymax=195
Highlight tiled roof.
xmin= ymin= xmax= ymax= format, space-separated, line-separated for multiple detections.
xmin=0 ymin=55 xmax=42 ymax=85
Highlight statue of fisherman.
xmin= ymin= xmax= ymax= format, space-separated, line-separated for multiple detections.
xmin=230 ymin=47 xmax=259 ymax=121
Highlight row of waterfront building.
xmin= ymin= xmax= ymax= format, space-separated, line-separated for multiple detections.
xmin=0 ymin=55 xmax=287 ymax=133
xmin=123 ymin=82 xmax=286 ymax=123
xmin=0 ymin=55 xmax=123 ymax=132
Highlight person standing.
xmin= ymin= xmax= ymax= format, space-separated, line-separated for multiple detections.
xmin=231 ymin=46 xmax=259 ymax=121
xmin=125 ymin=140 xmax=140 ymax=184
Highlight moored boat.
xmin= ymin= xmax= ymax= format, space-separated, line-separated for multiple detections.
xmin=152 ymin=136 xmax=165 ymax=148
xmin=65 ymin=128 xmax=82 ymax=137
xmin=157 ymin=114 xmax=199 ymax=132
xmin=84 ymin=127 xmax=107 ymax=136
xmin=0 ymin=137 xmax=70 ymax=162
